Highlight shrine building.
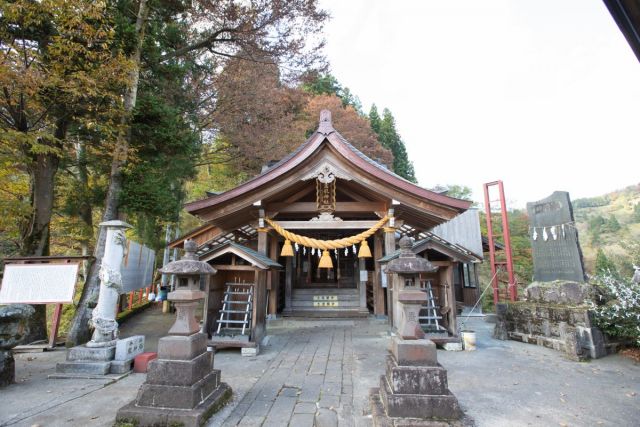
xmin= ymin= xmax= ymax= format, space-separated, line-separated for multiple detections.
xmin=170 ymin=110 xmax=481 ymax=349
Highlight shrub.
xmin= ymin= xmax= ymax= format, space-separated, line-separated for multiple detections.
xmin=589 ymin=273 xmax=640 ymax=346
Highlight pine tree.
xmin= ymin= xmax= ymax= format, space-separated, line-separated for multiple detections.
xmin=376 ymin=109 xmax=416 ymax=182
xmin=369 ymin=104 xmax=381 ymax=134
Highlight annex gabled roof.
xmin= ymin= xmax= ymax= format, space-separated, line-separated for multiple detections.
xmin=377 ymin=232 xmax=482 ymax=264
xmin=184 ymin=110 xmax=471 ymax=232
xmin=198 ymin=242 xmax=282 ymax=270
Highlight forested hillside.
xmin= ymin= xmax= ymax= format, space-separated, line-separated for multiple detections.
xmin=573 ymin=184 xmax=640 ymax=277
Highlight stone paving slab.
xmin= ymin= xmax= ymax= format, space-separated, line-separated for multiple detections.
xmin=1 ymin=311 xmax=639 ymax=427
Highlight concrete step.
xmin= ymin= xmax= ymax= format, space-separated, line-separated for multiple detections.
xmin=291 ymin=301 xmax=360 ymax=308
xmin=283 ymin=309 xmax=369 ymax=318
xmin=292 ymin=288 xmax=358 ymax=295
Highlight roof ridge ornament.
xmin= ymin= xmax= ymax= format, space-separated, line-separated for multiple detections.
xmin=318 ymin=109 xmax=334 ymax=135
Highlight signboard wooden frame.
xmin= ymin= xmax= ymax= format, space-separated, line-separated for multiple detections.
xmin=1 ymin=256 xmax=92 ymax=349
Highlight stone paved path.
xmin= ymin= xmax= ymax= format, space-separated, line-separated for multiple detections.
xmin=220 ymin=323 xmax=360 ymax=427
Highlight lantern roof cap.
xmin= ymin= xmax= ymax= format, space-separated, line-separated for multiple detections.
xmin=385 ymin=236 xmax=438 ymax=274
xmin=159 ymin=240 xmax=217 ymax=275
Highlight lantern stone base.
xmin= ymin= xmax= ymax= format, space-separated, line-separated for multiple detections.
xmin=117 ymin=382 xmax=231 ymax=427
xmin=371 ymin=338 xmax=468 ymax=426
xmin=116 ymin=332 xmax=231 ymax=427
xmin=55 ymin=344 xmax=116 ymax=375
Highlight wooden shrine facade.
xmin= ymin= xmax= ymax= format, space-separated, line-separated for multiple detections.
xmin=171 ymin=110 xmax=472 ymax=339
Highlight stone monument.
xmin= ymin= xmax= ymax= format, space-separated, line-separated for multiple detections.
xmin=493 ymin=192 xmax=605 ymax=360
xmin=56 ymin=220 xmax=132 ymax=375
xmin=526 ymin=191 xmax=586 ymax=283
xmin=370 ymin=237 xmax=466 ymax=426
xmin=0 ymin=304 xmax=35 ymax=387
xmin=116 ymin=240 xmax=231 ymax=427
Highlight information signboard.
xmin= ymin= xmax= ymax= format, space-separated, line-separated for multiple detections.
xmin=0 ymin=263 xmax=79 ymax=304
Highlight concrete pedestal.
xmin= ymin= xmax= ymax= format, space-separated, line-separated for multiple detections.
xmin=116 ymin=332 xmax=231 ymax=427
xmin=56 ymin=344 xmax=116 ymax=375
xmin=370 ymin=337 xmax=468 ymax=426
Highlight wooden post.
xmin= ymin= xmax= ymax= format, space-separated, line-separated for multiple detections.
xmin=128 ymin=292 xmax=134 ymax=310
xmin=446 ymin=264 xmax=457 ymax=335
xmin=49 ymin=303 xmax=63 ymax=348
xmin=358 ymin=258 xmax=367 ymax=312
xmin=268 ymin=236 xmax=279 ymax=316
xmin=373 ymin=232 xmax=385 ymax=316
xmin=284 ymin=256 xmax=293 ymax=314
xmin=383 ymin=213 xmax=397 ymax=326
xmin=255 ymin=225 xmax=269 ymax=341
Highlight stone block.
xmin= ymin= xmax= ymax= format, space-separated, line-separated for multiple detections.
xmin=0 ymin=350 xmax=15 ymax=387
xmin=386 ymin=356 xmax=448 ymax=395
xmin=576 ymin=326 xmax=606 ymax=359
xmin=117 ymin=381 xmax=231 ymax=427
xmin=67 ymin=345 xmax=115 ymax=362
xmin=315 ymin=408 xmax=338 ymax=427
xmin=56 ymin=360 xmax=111 ymax=375
xmin=146 ymin=351 xmax=212 ymax=386
xmin=110 ymin=358 xmax=134 ymax=374
xmin=0 ymin=305 xmax=35 ymax=350
xmin=133 ymin=352 xmax=157 ymax=373
xmin=442 ymin=342 xmax=463 ymax=351
xmin=379 ymin=376 xmax=462 ymax=420
xmin=157 ymin=333 xmax=207 ymax=360
xmin=391 ymin=337 xmax=437 ymax=366
xmin=115 ymin=335 xmax=144 ymax=361
xmin=136 ymin=369 xmax=220 ymax=409
xmin=241 ymin=345 xmax=259 ymax=357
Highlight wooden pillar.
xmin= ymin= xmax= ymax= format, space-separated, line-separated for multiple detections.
xmin=268 ymin=235 xmax=280 ymax=316
xmin=384 ymin=220 xmax=397 ymax=326
xmin=446 ymin=264 xmax=457 ymax=335
xmin=358 ymin=258 xmax=367 ymax=312
xmin=373 ymin=232 xmax=385 ymax=316
xmin=255 ymin=226 xmax=269 ymax=342
xmin=284 ymin=256 xmax=293 ymax=314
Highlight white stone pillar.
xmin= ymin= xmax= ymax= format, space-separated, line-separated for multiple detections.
xmin=87 ymin=220 xmax=132 ymax=348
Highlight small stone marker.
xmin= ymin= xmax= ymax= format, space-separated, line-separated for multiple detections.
xmin=526 ymin=191 xmax=586 ymax=282
xmin=115 ymin=335 xmax=145 ymax=361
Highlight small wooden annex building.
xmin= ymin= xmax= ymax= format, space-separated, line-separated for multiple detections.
xmin=170 ymin=110 xmax=473 ymax=345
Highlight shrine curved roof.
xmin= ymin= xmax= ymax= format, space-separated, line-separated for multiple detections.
xmin=185 ymin=110 xmax=471 ymax=218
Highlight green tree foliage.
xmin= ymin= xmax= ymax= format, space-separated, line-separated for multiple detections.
xmin=634 ymin=203 xmax=640 ymax=222
xmin=604 ymin=215 xmax=621 ymax=233
xmin=369 ymin=104 xmax=381 ymax=134
xmin=432 ymin=184 xmax=474 ymax=201
xmin=374 ymin=109 xmax=416 ymax=182
xmin=301 ymin=72 xmax=362 ymax=113
xmin=573 ymin=196 xmax=610 ymax=209
xmin=595 ymin=248 xmax=618 ymax=276
xmin=479 ymin=209 xmax=533 ymax=283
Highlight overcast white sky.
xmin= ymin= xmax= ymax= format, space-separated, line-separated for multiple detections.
xmin=319 ymin=0 xmax=640 ymax=208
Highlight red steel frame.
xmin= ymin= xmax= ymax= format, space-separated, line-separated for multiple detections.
xmin=483 ymin=181 xmax=517 ymax=304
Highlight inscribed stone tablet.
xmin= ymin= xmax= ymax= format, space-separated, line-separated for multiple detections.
xmin=115 ymin=335 xmax=145 ymax=361
xmin=526 ymin=191 xmax=586 ymax=282
xmin=0 ymin=264 xmax=79 ymax=304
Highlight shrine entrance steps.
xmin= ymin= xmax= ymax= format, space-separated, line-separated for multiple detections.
xmin=285 ymin=288 xmax=369 ymax=318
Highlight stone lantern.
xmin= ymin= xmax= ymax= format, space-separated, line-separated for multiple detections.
xmin=117 ymin=240 xmax=231 ymax=427
xmin=370 ymin=236 xmax=464 ymax=425
xmin=385 ymin=236 xmax=438 ymax=340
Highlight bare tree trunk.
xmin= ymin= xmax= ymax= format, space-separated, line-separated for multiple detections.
xmin=20 ymin=118 xmax=66 ymax=344
xmin=76 ymin=140 xmax=93 ymax=281
xmin=66 ymin=0 xmax=149 ymax=346
xmin=20 ymin=152 xmax=59 ymax=343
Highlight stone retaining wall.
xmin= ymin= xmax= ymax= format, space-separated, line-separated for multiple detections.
xmin=494 ymin=302 xmax=606 ymax=360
